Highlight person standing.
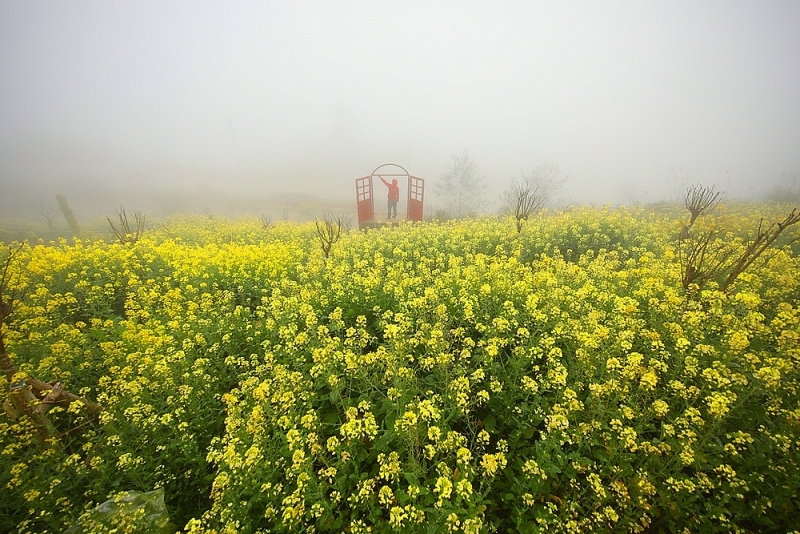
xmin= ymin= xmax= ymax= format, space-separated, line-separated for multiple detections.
xmin=380 ymin=177 xmax=400 ymax=219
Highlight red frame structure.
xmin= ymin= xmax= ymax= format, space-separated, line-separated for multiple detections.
xmin=355 ymin=175 xmax=373 ymax=225
xmin=355 ymin=163 xmax=425 ymax=229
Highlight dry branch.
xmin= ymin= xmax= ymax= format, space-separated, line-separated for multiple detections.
xmin=720 ymin=208 xmax=800 ymax=291
xmin=679 ymin=229 xmax=736 ymax=290
xmin=107 ymin=206 xmax=145 ymax=244
xmin=679 ymin=208 xmax=800 ymax=294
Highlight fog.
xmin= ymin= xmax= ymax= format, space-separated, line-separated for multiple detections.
xmin=2 ymin=1 xmax=799 ymax=219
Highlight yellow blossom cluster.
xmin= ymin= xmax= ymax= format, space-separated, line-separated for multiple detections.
xmin=1 ymin=205 xmax=799 ymax=533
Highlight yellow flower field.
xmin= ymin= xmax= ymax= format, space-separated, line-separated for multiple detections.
xmin=1 ymin=204 xmax=799 ymax=533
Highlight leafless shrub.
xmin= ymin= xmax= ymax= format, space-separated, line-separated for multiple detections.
xmin=107 ymin=206 xmax=145 ymax=244
xmin=501 ymin=162 xmax=566 ymax=232
xmin=512 ymin=185 xmax=548 ymax=234
xmin=679 ymin=208 xmax=800 ymax=293
xmin=260 ymin=214 xmax=272 ymax=230
xmin=315 ymin=214 xmax=343 ymax=260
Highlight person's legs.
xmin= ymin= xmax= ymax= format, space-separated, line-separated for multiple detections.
xmin=387 ymin=199 xmax=392 ymax=219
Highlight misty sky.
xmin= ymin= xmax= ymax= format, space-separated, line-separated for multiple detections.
xmin=1 ymin=1 xmax=799 ymax=213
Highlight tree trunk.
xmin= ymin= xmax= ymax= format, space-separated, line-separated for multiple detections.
xmin=56 ymin=194 xmax=81 ymax=237
xmin=0 ymin=334 xmax=17 ymax=382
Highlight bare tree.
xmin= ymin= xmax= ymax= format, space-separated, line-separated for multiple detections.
xmin=501 ymin=162 xmax=567 ymax=233
xmin=511 ymin=186 xmax=546 ymax=234
xmin=315 ymin=214 xmax=343 ymax=260
xmin=34 ymin=201 xmax=56 ymax=233
xmin=680 ymin=183 xmax=723 ymax=238
xmin=433 ymin=151 xmax=488 ymax=219
xmin=260 ymin=214 xmax=272 ymax=230
xmin=764 ymin=171 xmax=800 ymax=205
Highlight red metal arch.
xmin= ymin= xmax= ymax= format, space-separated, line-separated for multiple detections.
xmin=370 ymin=162 xmax=411 ymax=178
xmin=355 ymin=163 xmax=425 ymax=229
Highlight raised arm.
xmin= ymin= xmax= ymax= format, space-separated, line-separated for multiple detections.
xmin=380 ymin=176 xmax=390 ymax=187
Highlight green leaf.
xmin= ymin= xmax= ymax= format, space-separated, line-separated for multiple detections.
xmin=483 ymin=415 xmax=497 ymax=432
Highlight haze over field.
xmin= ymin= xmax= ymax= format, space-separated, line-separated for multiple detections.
xmin=1 ymin=1 xmax=799 ymax=218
